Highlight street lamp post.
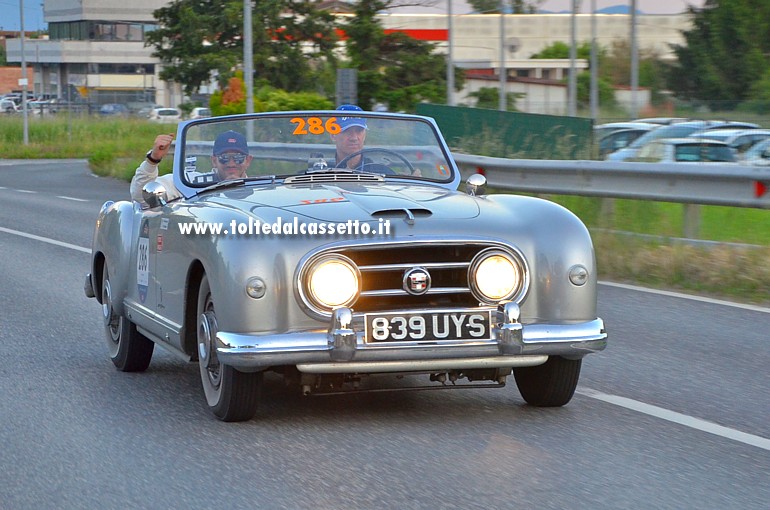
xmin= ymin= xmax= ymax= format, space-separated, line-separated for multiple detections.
xmin=446 ymin=0 xmax=454 ymax=106
xmin=498 ymin=0 xmax=505 ymax=111
xmin=19 ymin=0 xmax=29 ymax=144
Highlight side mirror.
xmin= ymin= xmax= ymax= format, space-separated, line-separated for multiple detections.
xmin=465 ymin=173 xmax=487 ymax=196
xmin=142 ymin=181 xmax=168 ymax=208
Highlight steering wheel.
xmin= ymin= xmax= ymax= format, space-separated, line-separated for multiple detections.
xmin=336 ymin=148 xmax=416 ymax=175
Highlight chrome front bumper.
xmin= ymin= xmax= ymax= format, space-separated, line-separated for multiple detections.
xmin=215 ymin=302 xmax=607 ymax=373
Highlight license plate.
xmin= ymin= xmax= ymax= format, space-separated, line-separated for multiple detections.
xmin=365 ymin=310 xmax=492 ymax=342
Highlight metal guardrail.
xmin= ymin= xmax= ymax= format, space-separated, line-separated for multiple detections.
xmin=453 ymin=154 xmax=770 ymax=210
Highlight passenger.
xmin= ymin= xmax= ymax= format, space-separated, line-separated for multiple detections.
xmin=130 ymin=130 xmax=253 ymax=205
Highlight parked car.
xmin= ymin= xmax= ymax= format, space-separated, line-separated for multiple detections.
xmin=99 ymin=103 xmax=130 ymax=116
xmin=687 ymin=128 xmax=770 ymax=156
xmin=629 ymin=138 xmax=737 ymax=163
xmin=743 ymin=139 xmax=770 ymax=166
xmin=631 ymin=117 xmax=690 ymax=125
xmin=606 ymin=120 xmax=760 ymax=161
xmin=594 ymin=121 xmax=658 ymax=140
xmin=84 ymin=110 xmax=608 ymax=421
xmin=148 ymin=107 xmax=182 ymax=123
xmin=598 ymin=125 xmax=658 ymax=158
xmin=189 ymin=107 xmax=211 ymax=119
xmin=0 ymin=98 xmax=19 ymax=113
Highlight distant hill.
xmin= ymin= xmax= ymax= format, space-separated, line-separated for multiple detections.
xmin=539 ymin=5 xmax=645 ymax=15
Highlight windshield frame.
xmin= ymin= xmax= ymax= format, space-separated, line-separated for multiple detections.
xmin=172 ymin=110 xmax=460 ymax=199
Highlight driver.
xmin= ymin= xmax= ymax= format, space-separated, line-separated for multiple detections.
xmin=332 ymin=104 xmax=369 ymax=170
xmin=330 ymin=104 xmax=421 ymax=176
xmin=130 ymin=130 xmax=253 ymax=206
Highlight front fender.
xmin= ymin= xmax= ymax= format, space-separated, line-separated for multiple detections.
xmin=91 ymin=200 xmax=137 ymax=315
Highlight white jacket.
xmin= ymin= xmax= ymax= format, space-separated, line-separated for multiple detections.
xmin=129 ymin=160 xmax=182 ymax=205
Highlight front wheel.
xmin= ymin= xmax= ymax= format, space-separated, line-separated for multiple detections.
xmin=513 ymin=356 xmax=582 ymax=407
xmin=197 ymin=275 xmax=262 ymax=421
xmin=102 ymin=267 xmax=154 ymax=371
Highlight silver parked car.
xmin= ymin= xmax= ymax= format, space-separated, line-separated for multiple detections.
xmin=85 ymin=110 xmax=607 ymax=421
xmin=630 ymin=138 xmax=737 ymax=163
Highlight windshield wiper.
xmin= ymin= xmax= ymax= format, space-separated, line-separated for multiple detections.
xmin=199 ymin=176 xmax=275 ymax=193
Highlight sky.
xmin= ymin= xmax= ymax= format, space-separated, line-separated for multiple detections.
xmin=0 ymin=0 xmax=707 ymax=32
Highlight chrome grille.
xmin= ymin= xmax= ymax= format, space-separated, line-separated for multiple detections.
xmin=297 ymin=240 xmax=528 ymax=316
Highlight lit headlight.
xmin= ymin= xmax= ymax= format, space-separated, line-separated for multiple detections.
xmin=306 ymin=255 xmax=360 ymax=309
xmin=469 ymin=249 xmax=525 ymax=304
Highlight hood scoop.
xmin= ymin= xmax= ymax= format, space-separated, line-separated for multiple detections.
xmin=372 ymin=207 xmax=432 ymax=225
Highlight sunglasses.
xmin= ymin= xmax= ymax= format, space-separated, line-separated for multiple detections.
xmin=216 ymin=153 xmax=247 ymax=164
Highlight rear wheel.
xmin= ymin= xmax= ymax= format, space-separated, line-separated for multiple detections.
xmin=197 ymin=274 xmax=262 ymax=421
xmin=513 ymin=356 xmax=581 ymax=407
xmin=102 ymin=267 xmax=154 ymax=371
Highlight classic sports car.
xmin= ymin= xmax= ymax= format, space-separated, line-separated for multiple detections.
xmin=85 ymin=110 xmax=607 ymax=421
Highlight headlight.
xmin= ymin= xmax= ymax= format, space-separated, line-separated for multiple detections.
xmin=306 ymin=255 xmax=360 ymax=309
xmin=469 ymin=249 xmax=525 ymax=304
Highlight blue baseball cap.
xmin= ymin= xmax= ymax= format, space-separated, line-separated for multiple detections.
xmin=213 ymin=130 xmax=249 ymax=155
xmin=336 ymin=104 xmax=368 ymax=132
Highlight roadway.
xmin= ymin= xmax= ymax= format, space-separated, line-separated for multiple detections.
xmin=0 ymin=160 xmax=768 ymax=508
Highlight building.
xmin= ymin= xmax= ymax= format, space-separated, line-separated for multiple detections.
xmin=5 ymin=0 xmax=181 ymax=108
xmin=5 ymin=4 xmax=690 ymax=114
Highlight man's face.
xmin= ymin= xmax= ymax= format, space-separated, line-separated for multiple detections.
xmin=333 ymin=126 xmax=367 ymax=159
xmin=212 ymin=150 xmax=251 ymax=180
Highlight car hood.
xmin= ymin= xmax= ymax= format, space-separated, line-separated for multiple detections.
xmin=198 ymin=181 xmax=481 ymax=223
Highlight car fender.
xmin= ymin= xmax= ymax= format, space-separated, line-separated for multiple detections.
xmin=90 ymin=200 xmax=137 ymax=315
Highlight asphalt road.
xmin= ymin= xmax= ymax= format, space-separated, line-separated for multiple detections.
xmin=1 ymin=160 xmax=768 ymax=509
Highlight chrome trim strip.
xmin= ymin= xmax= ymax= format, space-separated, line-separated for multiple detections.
xmin=360 ymin=287 xmax=471 ymax=297
xmin=124 ymin=299 xmax=183 ymax=333
xmin=296 ymin=356 xmax=548 ymax=374
xmin=358 ymin=262 xmax=470 ymax=271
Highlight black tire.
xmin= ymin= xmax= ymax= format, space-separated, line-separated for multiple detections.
xmin=513 ymin=356 xmax=582 ymax=407
xmin=197 ymin=275 xmax=262 ymax=422
xmin=102 ymin=268 xmax=154 ymax=372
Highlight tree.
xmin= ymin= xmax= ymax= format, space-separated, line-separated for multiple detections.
xmin=667 ymin=0 xmax=770 ymax=104
xmin=467 ymin=87 xmax=520 ymax=110
xmin=146 ymin=0 xmax=338 ymax=96
xmin=342 ymin=0 xmax=463 ymax=111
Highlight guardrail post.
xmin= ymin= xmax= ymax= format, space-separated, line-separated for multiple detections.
xmin=683 ymin=204 xmax=701 ymax=239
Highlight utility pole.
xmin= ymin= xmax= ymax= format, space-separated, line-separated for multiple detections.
xmin=498 ymin=0 xmax=506 ymax=111
xmin=568 ymin=0 xmax=578 ymax=117
xmin=19 ymin=0 xmax=29 ymax=144
xmin=590 ymin=0 xmax=598 ymax=120
xmin=244 ymin=0 xmax=254 ymax=114
xmin=447 ymin=0 xmax=454 ymax=106
xmin=630 ymin=0 xmax=639 ymax=118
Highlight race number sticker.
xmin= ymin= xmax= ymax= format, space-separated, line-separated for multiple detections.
xmin=290 ymin=117 xmax=341 ymax=135
xmin=137 ymin=219 xmax=150 ymax=303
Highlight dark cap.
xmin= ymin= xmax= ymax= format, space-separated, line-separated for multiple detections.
xmin=213 ymin=130 xmax=248 ymax=155
xmin=336 ymin=104 xmax=368 ymax=132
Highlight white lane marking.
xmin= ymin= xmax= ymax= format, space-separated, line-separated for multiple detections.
xmin=578 ymin=387 xmax=770 ymax=452
xmin=15 ymin=189 xmax=37 ymax=194
xmin=599 ymin=281 xmax=770 ymax=314
xmin=0 ymin=226 xmax=90 ymax=254
xmin=56 ymin=195 xmax=89 ymax=202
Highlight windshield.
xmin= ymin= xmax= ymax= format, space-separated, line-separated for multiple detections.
xmin=179 ymin=112 xmax=455 ymax=188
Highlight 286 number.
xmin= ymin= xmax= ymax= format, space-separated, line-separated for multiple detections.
xmin=291 ymin=117 xmax=341 ymax=135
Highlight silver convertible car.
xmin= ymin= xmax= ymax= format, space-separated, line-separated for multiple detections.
xmin=85 ymin=110 xmax=607 ymax=421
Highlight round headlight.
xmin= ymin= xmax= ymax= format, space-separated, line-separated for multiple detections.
xmin=307 ymin=256 xmax=360 ymax=309
xmin=469 ymin=249 xmax=523 ymax=303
